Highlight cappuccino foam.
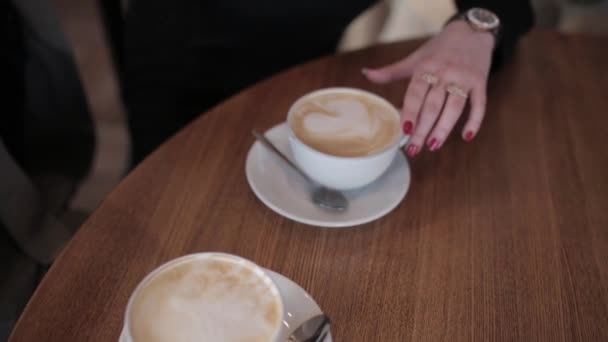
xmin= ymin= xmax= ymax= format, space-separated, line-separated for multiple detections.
xmin=129 ymin=255 xmax=282 ymax=342
xmin=290 ymin=92 xmax=400 ymax=157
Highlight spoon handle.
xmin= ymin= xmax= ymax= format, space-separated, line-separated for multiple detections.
xmin=252 ymin=130 xmax=313 ymax=183
xmin=286 ymin=314 xmax=331 ymax=342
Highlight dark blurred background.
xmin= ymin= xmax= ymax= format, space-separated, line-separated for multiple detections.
xmin=12 ymin=0 xmax=608 ymax=221
xmin=42 ymin=0 xmax=608 ymax=216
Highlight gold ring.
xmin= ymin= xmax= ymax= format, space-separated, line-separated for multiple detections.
xmin=420 ymin=72 xmax=439 ymax=86
xmin=445 ymin=84 xmax=468 ymax=98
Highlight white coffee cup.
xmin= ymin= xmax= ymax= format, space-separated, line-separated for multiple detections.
xmin=287 ymin=87 xmax=408 ymax=190
xmin=121 ymin=253 xmax=285 ymax=342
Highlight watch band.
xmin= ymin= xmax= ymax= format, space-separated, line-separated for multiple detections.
xmin=446 ymin=9 xmax=502 ymax=48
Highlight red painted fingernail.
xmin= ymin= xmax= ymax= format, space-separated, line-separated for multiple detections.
xmin=427 ymin=138 xmax=436 ymax=150
xmin=403 ymin=121 xmax=413 ymax=134
xmin=429 ymin=138 xmax=442 ymax=151
xmin=464 ymin=131 xmax=475 ymax=142
xmin=412 ymin=146 xmax=420 ymax=156
xmin=406 ymin=145 xmax=419 ymax=157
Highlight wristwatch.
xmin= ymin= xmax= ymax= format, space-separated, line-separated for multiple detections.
xmin=449 ymin=7 xmax=501 ymax=41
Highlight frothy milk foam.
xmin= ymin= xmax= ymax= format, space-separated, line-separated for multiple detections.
xmin=128 ymin=255 xmax=282 ymax=342
xmin=290 ymin=91 xmax=400 ymax=157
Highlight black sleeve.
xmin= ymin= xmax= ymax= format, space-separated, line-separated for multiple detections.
xmin=454 ymin=0 xmax=535 ymax=70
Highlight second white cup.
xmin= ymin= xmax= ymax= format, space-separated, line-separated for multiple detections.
xmin=121 ymin=253 xmax=286 ymax=342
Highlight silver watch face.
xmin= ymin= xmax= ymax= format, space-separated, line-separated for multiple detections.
xmin=467 ymin=7 xmax=500 ymax=31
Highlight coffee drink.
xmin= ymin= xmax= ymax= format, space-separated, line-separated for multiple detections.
xmin=286 ymin=88 xmax=407 ymax=190
xmin=127 ymin=254 xmax=283 ymax=342
xmin=289 ymin=91 xmax=401 ymax=157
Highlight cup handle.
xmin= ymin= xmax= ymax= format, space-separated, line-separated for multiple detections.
xmin=399 ymin=135 xmax=409 ymax=148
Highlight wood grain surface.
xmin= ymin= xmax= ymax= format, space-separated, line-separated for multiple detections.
xmin=10 ymin=31 xmax=608 ymax=341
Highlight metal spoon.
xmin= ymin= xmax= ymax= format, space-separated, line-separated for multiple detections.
xmin=287 ymin=314 xmax=331 ymax=342
xmin=252 ymin=130 xmax=348 ymax=211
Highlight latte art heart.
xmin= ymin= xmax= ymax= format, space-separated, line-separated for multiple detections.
xmin=303 ymin=99 xmax=376 ymax=138
xmin=290 ymin=92 xmax=400 ymax=157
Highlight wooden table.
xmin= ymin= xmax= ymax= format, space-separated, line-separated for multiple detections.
xmin=10 ymin=31 xmax=608 ymax=341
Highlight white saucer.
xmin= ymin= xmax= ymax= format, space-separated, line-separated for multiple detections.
xmin=119 ymin=269 xmax=331 ymax=342
xmin=245 ymin=122 xmax=410 ymax=227
xmin=265 ymin=269 xmax=332 ymax=342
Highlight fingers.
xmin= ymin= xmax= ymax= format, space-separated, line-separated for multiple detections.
xmin=462 ymin=82 xmax=486 ymax=141
xmin=362 ymin=51 xmax=488 ymax=155
xmin=405 ymin=83 xmax=447 ymax=156
xmin=404 ymin=68 xmax=487 ymax=157
xmin=400 ymin=70 xmax=434 ymax=136
xmin=362 ymin=52 xmax=422 ymax=84
xmin=427 ymin=90 xmax=468 ymax=150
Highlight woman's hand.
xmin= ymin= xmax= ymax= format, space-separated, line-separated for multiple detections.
xmin=363 ymin=20 xmax=495 ymax=157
